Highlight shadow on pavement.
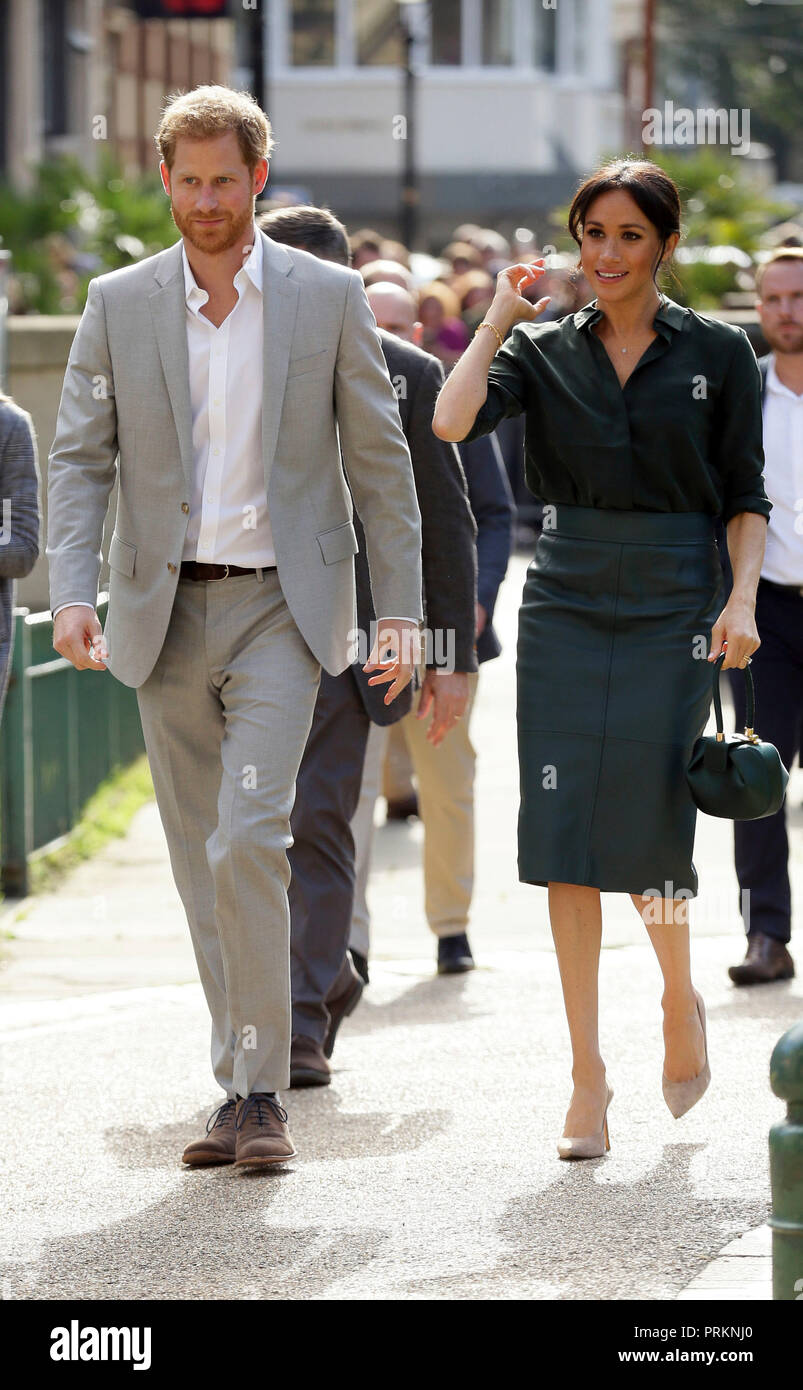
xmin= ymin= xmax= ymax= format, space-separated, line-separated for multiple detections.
xmin=0 ymin=1176 xmax=391 ymax=1300
xmin=333 ymin=972 xmax=490 ymax=1042
xmin=104 ymin=1091 xmax=450 ymax=1171
xmin=406 ymin=1142 xmax=769 ymax=1301
xmin=2 ymin=1095 xmax=451 ymax=1299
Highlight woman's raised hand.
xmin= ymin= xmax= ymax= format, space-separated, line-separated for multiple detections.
xmin=492 ymin=258 xmax=550 ymax=327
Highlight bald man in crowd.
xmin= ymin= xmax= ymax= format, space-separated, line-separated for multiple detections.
xmin=361 ymin=261 xmax=415 ymax=293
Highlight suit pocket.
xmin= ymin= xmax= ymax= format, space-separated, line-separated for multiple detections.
xmin=316 ymin=520 xmax=358 ymax=566
xmin=286 ymin=346 xmax=335 ymax=379
xmin=108 ymin=531 xmax=137 ymax=578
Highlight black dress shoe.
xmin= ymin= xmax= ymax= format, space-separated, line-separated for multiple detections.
xmin=437 ymin=932 xmax=475 ymax=975
xmin=386 ymin=793 xmax=419 ymax=821
xmin=728 ymin=932 xmax=795 ymax=986
xmin=349 ymin=948 xmax=370 ymax=986
xmin=323 ymin=957 xmax=364 ymax=1059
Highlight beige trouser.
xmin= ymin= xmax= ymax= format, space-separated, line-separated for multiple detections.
xmin=135 ymin=569 xmax=321 ymax=1099
xmin=350 ymin=671 xmax=480 ymax=956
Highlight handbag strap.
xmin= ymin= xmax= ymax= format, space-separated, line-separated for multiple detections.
xmin=711 ymin=651 xmax=756 ymax=739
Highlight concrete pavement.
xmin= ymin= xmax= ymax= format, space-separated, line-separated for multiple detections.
xmin=1 ymin=554 xmax=800 ymax=1300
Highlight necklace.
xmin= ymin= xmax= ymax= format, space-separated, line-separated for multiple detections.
xmin=606 ymin=296 xmax=664 ymax=354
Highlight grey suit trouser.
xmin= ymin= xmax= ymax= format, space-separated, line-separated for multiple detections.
xmin=135 ymin=569 xmax=321 ymax=1099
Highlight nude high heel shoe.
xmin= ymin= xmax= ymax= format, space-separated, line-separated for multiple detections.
xmin=662 ymin=990 xmax=710 ymax=1119
xmin=557 ymin=1083 xmax=613 ymax=1160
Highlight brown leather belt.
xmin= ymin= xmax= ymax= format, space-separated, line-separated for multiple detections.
xmin=179 ymin=561 xmax=276 ymax=582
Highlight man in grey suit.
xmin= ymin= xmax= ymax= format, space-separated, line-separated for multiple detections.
xmin=46 ymin=86 xmax=422 ymax=1169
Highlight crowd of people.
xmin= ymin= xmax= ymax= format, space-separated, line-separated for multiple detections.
xmin=0 ymin=85 xmax=799 ymax=1169
xmin=347 ymin=218 xmax=591 ymax=536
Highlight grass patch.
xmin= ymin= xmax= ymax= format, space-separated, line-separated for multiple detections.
xmin=23 ymin=754 xmax=155 ymax=897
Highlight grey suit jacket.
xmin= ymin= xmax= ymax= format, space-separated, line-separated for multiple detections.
xmin=46 ymin=232 xmax=423 ymax=689
xmin=0 ymin=401 xmax=41 ymax=722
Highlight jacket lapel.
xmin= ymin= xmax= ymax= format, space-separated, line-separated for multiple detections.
xmin=260 ymin=230 xmax=299 ymax=493
xmin=146 ymin=232 xmax=301 ymax=498
xmin=149 ymin=242 xmax=194 ymax=495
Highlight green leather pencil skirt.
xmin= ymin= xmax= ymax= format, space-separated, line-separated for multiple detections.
xmin=516 ymin=505 xmax=724 ymax=897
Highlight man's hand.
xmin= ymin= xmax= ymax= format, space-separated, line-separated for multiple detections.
xmin=53 ymin=605 xmax=109 ymax=671
xmin=416 ymin=670 xmax=469 ymax=746
xmin=364 ymin=618 xmax=420 ymax=705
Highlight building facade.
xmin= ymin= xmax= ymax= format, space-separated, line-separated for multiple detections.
xmin=0 ymin=0 xmax=234 ymax=186
xmin=263 ymin=0 xmax=638 ymax=247
xmin=0 ymin=0 xmax=645 ymax=241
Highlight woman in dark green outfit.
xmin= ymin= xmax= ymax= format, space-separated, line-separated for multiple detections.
xmin=433 ymin=160 xmax=770 ymax=1160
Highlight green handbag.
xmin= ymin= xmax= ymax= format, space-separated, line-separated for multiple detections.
xmin=686 ymin=653 xmax=789 ymax=820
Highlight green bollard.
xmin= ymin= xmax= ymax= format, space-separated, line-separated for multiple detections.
xmin=769 ymin=1021 xmax=803 ymax=1300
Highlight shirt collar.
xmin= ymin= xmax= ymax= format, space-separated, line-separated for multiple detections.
xmin=573 ymin=294 xmax=690 ymax=336
xmin=181 ymin=227 xmax=263 ymax=310
xmin=765 ymin=354 xmax=802 ymax=402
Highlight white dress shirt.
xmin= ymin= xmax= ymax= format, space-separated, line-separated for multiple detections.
xmin=761 ymin=356 xmax=803 ymax=586
xmin=181 ymin=232 xmax=276 ymax=567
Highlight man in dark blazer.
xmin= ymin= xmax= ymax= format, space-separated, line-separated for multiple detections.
xmin=719 ymin=249 xmax=803 ymax=985
xmin=258 ymin=207 xmax=478 ymax=1084
xmin=373 ymin=417 xmax=514 ymax=974
xmin=462 ymin=429 xmax=514 ymax=664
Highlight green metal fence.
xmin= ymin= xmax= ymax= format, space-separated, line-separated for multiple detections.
xmin=0 ymin=594 xmax=145 ymax=896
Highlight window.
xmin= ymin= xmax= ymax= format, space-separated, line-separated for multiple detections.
xmin=290 ymin=0 xmax=336 ymax=66
xmin=43 ymin=0 xmax=68 ymax=136
xmin=355 ymin=0 xmax=404 ymax=66
xmin=573 ymin=0 xmax=588 ymax=75
xmin=481 ymin=0 xmax=513 ymax=66
xmin=431 ymin=0 xmax=461 ymax=65
xmin=533 ymin=0 xmax=556 ymax=72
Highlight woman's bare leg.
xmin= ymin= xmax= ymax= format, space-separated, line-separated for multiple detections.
xmin=548 ymin=882 xmax=610 ymax=1136
xmin=630 ymin=893 xmax=705 ymax=1082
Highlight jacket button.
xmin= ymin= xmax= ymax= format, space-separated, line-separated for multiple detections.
xmin=181 ymin=502 xmax=189 ymax=513
xmin=167 ymin=562 xmax=176 ymax=574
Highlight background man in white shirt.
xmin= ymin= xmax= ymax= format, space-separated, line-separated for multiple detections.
xmin=47 ymin=87 xmax=422 ymax=1167
xmin=728 ymin=248 xmax=803 ymax=985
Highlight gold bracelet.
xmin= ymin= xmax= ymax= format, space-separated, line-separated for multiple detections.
xmin=474 ymin=321 xmax=504 ymax=351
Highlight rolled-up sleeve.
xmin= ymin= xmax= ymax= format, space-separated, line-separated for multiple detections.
xmin=461 ymin=325 xmax=530 ymax=443
xmin=714 ymin=330 xmax=772 ymax=524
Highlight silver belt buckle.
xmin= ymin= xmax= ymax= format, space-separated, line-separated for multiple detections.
xmin=216 ymin=563 xmax=230 ymax=581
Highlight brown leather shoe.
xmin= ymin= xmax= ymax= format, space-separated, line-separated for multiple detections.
xmin=182 ymin=1098 xmax=237 ymax=1167
xmin=290 ymin=1034 xmax=331 ymax=1088
xmin=728 ymin=932 xmax=795 ymax=986
xmin=323 ymin=957 xmax=364 ymax=1060
xmin=234 ymin=1093 xmax=296 ymax=1168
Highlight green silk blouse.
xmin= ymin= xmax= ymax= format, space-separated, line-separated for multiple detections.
xmin=461 ymin=296 xmax=771 ymax=524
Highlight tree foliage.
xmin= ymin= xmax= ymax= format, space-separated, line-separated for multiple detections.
xmin=0 ymin=155 xmax=178 ymax=314
xmin=658 ymin=0 xmax=803 ymax=178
